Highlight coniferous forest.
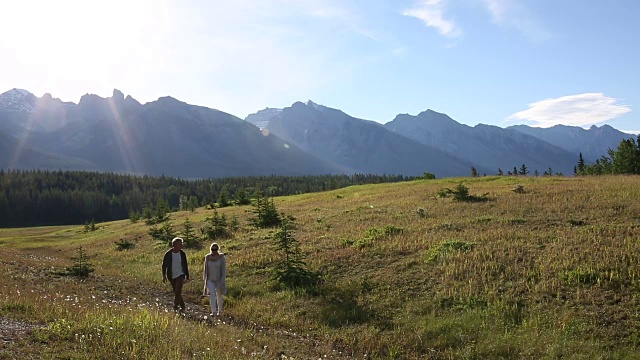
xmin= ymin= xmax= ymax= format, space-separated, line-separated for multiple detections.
xmin=0 ymin=170 xmax=411 ymax=227
xmin=2 ymin=135 xmax=637 ymax=227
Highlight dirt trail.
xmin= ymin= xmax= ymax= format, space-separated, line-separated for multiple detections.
xmin=1 ymin=251 xmax=357 ymax=359
xmin=0 ymin=317 xmax=41 ymax=342
xmin=151 ymin=290 xmax=355 ymax=359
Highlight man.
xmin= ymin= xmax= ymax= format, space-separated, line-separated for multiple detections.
xmin=162 ymin=237 xmax=190 ymax=312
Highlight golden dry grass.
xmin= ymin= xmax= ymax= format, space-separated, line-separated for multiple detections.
xmin=2 ymin=175 xmax=640 ymax=359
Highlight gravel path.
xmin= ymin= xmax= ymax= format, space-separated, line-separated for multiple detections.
xmin=0 ymin=317 xmax=41 ymax=343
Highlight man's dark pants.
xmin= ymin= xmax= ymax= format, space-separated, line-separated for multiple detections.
xmin=169 ymin=274 xmax=186 ymax=311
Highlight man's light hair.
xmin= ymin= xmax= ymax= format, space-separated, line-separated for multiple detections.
xmin=172 ymin=237 xmax=184 ymax=246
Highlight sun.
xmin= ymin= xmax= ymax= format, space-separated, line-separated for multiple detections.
xmin=1 ymin=0 xmax=170 ymax=95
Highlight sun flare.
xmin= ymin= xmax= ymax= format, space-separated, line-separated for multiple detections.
xmin=1 ymin=0 xmax=171 ymax=96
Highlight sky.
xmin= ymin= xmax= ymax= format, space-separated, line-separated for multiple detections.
xmin=1 ymin=0 xmax=638 ymax=134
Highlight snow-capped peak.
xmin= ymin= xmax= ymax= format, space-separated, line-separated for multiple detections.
xmin=0 ymin=88 xmax=37 ymax=112
xmin=245 ymin=107 xmax=283 ymax=129
xmin=305 ymin=100 xmax=322 ymax=110
xmin=10 ymin=88 xmax=30 ymax=96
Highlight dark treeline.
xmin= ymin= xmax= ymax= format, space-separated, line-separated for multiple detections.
xmin=0 ymin=170 xmax=412 ymax=227
xmin=576 ymin=135 xmax=640 ymax=175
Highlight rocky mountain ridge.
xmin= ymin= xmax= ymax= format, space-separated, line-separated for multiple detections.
xmin=0 ymin=89 xmax=345 ymax=177
xmin=1 ymin=88 xmax=635 ymax=178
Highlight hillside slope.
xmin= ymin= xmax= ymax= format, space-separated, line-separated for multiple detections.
xmin=2 ymin=175 xmax=640 ymax=358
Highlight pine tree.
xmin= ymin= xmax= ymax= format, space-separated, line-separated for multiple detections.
xmin=249 ymin=187 xmax=281 ymax=228
xmin=142 ymin=205 xmax=154 ymax=222
xmin=271 ymin=216 xmax=321 ymax=289
xmin=148 ymin=219 xmax=176 ymax=245
xmin=611 ymin=138 xmax=640 ymax=174
xmin=218 ymin=185 xmax=231 ymax=208
xmin=146 ymin=198 xmax=171 ymax=225
xmin=65 ymin=246 xmax=95 ymax=277
xmin=129 ymin=209 xmax=141 ymax=223
xmin=577 ymin=152 xmax=586 ymax=175
xmin=187 ymin=196 xmax=199 ymax=212
xmin=229 ymin=214 xmax=240 ymax=231
xmin=235 ymin=187 xmax=251 ymax=205
xmin=156 ymin=198 xmax=171 ymax=221
xmin=181 ymin=218 xmax=196 ymax=245
xmin=519 ymin=164 xmax=529 ymax=176
xmin=200 ymin=209 xmax=229 ymax=240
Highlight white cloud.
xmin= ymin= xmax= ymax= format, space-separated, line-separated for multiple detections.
xmin=402 ymin=0 xmax=462 ymax=37
xmin=483 ymin=0 xmax=509 ymax=22
xmin=482 ymin=0 xmax=549 ymax=42
xmin=508 ymin=93 xmax=632 ymax=128
xmin=621 ymin=130 xmax=640 ymax=135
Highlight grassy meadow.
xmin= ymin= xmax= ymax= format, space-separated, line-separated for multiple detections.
xmin=2 ymin=175 xmax=640 ymax=359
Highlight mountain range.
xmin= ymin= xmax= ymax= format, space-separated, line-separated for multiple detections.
xmin=1 ymin=88 xmax=635 ymax=178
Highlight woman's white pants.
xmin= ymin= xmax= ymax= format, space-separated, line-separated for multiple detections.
xmin=206 ymin=280 xmax=224 ymax=315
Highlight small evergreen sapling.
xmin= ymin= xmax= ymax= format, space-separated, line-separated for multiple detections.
xmin=438 ymin=183 xmax=489 ymax=202
xmin=199 ymin=209 xmax=229 ymax=240
xmin=115 ymin=238 xmax=136 ymax=251
xmin=235 ymin=187 xmax=251 ymax=205
xmin=249 ymin=187 xmax=281 ymax=228
xmin=181 ymin=218 xmax=196 ymax=246
xmin=65 ymin=246 xmax=94 ymax=277
xmin=271 ymin=215 xmax=321 ymax=289
xmin=148 ymin=219 xmax=176 ymax=246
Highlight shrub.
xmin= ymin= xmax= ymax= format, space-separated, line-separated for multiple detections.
xmin=438 ymin=222 xmax=463 ymax=231
xmin=562 ymin=268 xmax=600 ymax=285
xmin=355 ymin=225 xmax=404 ymax=248
xmin=438 ymin=183 xmax=489 ymax=202
xmin=472 ymin=216 xmax=492 ymax=223
xmin=129 ymin=210 xmax=141 ymax=223
xmin=505 ymin=218 xmax=526 ymax=225
xmin=115 ymin=239 xmax=135 ymax=251
xmin=427 ymin=240 xmax=475 ymax=263
xmin=83 ymin=219 xmax=96 ymax=233
xmin=568 ymin=219 xmax=587 ymax=227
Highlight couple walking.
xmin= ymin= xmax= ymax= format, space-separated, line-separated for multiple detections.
xmin=161 ymin=237 xmax=227 ymax=317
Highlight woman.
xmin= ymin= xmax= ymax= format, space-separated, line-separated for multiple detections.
xmin=203 ymin=242 xmax=226 ymax=316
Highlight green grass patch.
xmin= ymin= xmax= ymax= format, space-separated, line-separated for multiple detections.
xmin=427 ymin=239 xmax=475 ymax=263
